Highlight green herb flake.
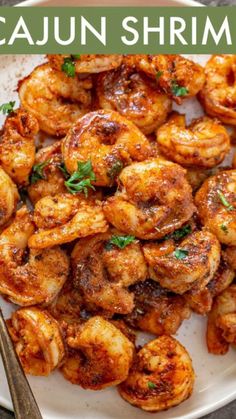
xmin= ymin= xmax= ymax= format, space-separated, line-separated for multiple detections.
xmin=174 ymin=248 xmax=189 ymax=260
xmin=217 ymin=191 xmax=234 ymax=211
xmin=148 ymin=381 xmax=157 ymax=390
xmin=171 ymin=81 xmax=188 ymax=97
xmin=65 ymin=160 xmax=96 ymax=197
xmin=30 ymin=161 xmax=50 ymax=184
xmin=156 ymin=71 xmax=164 ymax=80
xmin=106 ymin=235 xmax=135 ymax=250
xmin=0 ymin=101 xmax=15 ymax=115
xmin=220 ymin=224 xmax=228 ymax=233
xmin=72 ymin=54 xmax=81 ymax=60
xmin=166 ymin=224 xmax=191 ymax=241
xmin=107 ymin=160 xmax=124 ymax=180
xmin=61 ymin=57 xmax=76 ymax=77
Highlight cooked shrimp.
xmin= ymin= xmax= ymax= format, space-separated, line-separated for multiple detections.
xmin=157 ymin=113 xmax=230 ymax=168
xmin=0 ymin=206 xmax=69 ymax=305
xmin=48 ymin=54 xmax=123 ymax=73
xmin=18 ymin=63 xmax=92 ymax=137
xmin=207 ymin=285 xmax=236 ymax=354
xmin=96 ymin=60 xmax=171 ymax=134
xmin=0 ymin=108 xmax=38 ymax=185
xmin=119 ymin=335 xmax=194 ymax=412
xmin=125 ymin=279 xmax=190 ymax=335
xmin=195 ymin=170 xmax=236 ymax=245
xmin=27 ymin=141 xmax=66 ymax=204
xmin=223 ymin=246 xmax=236 ymax=270
xmin=0 ymin=167 xmax=19 ymax=227
xmin=61 ymin=110 xmax=154 ymax=187
xmin=72 ymin=232 xmax=147 ymax=314
xmin=28 ymin=193 xmax=108 ymax=249
xmin=7 ymin=307 xmax=65 ymax=376
xmin=136 ymin=54 xmax=205 ymax=103
xmin=61 ymin=316 xmax=134 ymax=389
xmin=185 ymin=257 xmax=235 ymax=315
xmin=103 ymin=158 xmax=195 ymax=240
xmin=186 ymin=167 xmax=217 ymax=192
xmin=199 ymin=55 xmax=236 ymax=125
xmin=143 ymin=231 xmax=220 ymax=294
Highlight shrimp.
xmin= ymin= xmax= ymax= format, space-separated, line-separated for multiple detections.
xmin=71 ymin=232 xmax=147 ymax=314
xmin=143 ymin=231 xmax=221 ymax=294
xmin=27 ymin=141 xmax=66 ymax=204
xmin=186 ymin=167 xmax=217 ymax=192
xmin=185 ymin=257 xmax=235 ymax=315
xmin=207 ymin=285 xmax=236 ymax=355
xmin=0 ymin=108 xmax=38 ymax=185
xmin=28 ymin=193 xmax=108 ymax=249
xmin=0 ymin=167 xmax=19 ymax=227
xmin=195 ymin=170 xmax=236 ymax=245
xmin=0 ymin=206 xmax=69 ymax=306
xmin=61 ymin=316 xmax=134 ymax=389
xmin=96 ymin=60 xmax=171 ymax=134
xmin=118 ymin=335 xmax=194 ymax=412
xmin=157 ymin=113 xmax=230 ymax=168
xmin=103 ymin=158 xmax=195 ymax=240
xmin=18 ymin=63 xmax=92 ymax=137
xmin=61 ymin=110 xmax=154 ymax=187
xmin=48 ymin=54 xmax=123 ymax=73
xmin=124 ymin=279 xmax=190 ymax=336
xmin=136 ymin=54 xmax=205 ymax=103
xmin=224 ymin=246 xmax=236 ymax=270
xmin=199 ymin=55 xmax=236 ymax=125
xmin=7 ymin=307 xmax=65 ymax=376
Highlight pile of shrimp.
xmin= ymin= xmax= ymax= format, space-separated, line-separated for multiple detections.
xmin=1 ymin=53 xmax=236 ymax=413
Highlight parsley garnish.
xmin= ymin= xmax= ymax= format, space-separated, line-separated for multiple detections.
xmin=220 ymin=224 xmax=228 ymax=233
xmin=65 ymin=160 xmax=96 ymax=197
xmin=106 ymin=235 xmax=135 ymax=250
xmin=171 ymin=81 xmax=188 ymax=97
xmin=148 ymin=381 xmax=157 ymax=389
xmin=61 ymin=55 xmax=80 ymax=77
xmin=156 ymin=71 xmax=164 ymax=80
xmin=58 ymin=162 xmax=70 ymax=179
xmin=107 ymin=160 xmax=124 ymax=180
xmin=174 ymin=248 xmax=189 ymax=260
xmin=0 ymin=101 xmax=15 ymax=115
xmin=217 ymin=191 xmax=234 ymax=211
xmin=30 ymin=161 xmax=50 ymax=184
xmin=165 ymin=224 xmax=191 ymax=241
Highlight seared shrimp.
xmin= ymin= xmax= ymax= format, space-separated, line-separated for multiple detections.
xmin=119 ymin=335 xmax=194 ymax=412
xmin=157 ymin=113 xmax=230 ymax=168
xmin=199 ymin=55 xmax=236 ymax=125
xmin=136 ymin=54 xmax=205 ymax=103
xmin=18 ymin=63 xmax=92 ymax=137
xmin=96 ymin=60 xmax=171 ymax=134
xmin=224 ymin=246 xmax=236 ymax=270
xmin=0 ymin=109 xmax=38 ymax=185
xmin=103 ymin=158 xmax=195 ymax=240
xmin=143 ymin=231 xmax=221 ymax=294
xmin=61 ymin=316 xmax=134 ymax=389
xmin=62 ymin=110 xmax=154 ymax=187
xmin=125 ymin=279 xmax=190 ymax=335
xmin=48 ymin=54 xmax=123 ymax=73
xmin=7 ymin=307 xmax=65 ymax=375
xmin=28 ymin=193 xmax=108 ymax=249
xmin=0 ymin=206 xmax=69 ymax=305
xmin=27 ymin=141 xmax=66 ymax=204
xmin=72 ymin=232 xmax=147 ymax=314
xmin=195 ymin=170 xmax=236 ymax=245
xmin=207 ymin=285 xmax=236 ymax=354
xmin=0 ymin=167 xmax=19 ymax=227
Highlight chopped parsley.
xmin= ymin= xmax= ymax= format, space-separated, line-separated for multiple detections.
xmin=30 ymin=161 xmax=50 ymax=184
xmin=156 ymin=70 xmax=164 ymax=80
xmin=171 ymin=81 xmax=188 ymax=97
xmin=64 ymin=160 xmax=96 ymax=197
xmin=174 ymin=248 xmax=189 ymax=260
xmin=105 ymin=235 xmax=135 ymax=250
xmin=0 ymin=101 xmax=15 ymax=115
xmin=220 ymin=224 xmax=228 ymax=233
xmin=217 ymin=191 xmax=234 ymax=211
xmin=61 ymin=55 xmax=80 ymax=77
xmin=165 ymin=224 xmax=191 ymax=241
xmin=148 ymin=381 xmax=157 ymax=389
xmin=107 ymin=160 xmax=124 ymax=180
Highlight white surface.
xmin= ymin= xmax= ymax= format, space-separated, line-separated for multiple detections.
xmin=1 ymin=29 xmax=236 ymax=419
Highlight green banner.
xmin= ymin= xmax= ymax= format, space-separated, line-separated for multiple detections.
xmin=0 ymin=6 xmax=235 ymax=53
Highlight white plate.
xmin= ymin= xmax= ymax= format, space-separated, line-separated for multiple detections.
xmin=1 ymin=3 xmax=236 ymax=419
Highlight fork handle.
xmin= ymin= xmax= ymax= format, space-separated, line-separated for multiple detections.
xmin=0 ymin=309 xmax=43 ymax=419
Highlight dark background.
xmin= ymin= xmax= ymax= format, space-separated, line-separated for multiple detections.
xmin=0 ymin=0 xmax=236 ymax=417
